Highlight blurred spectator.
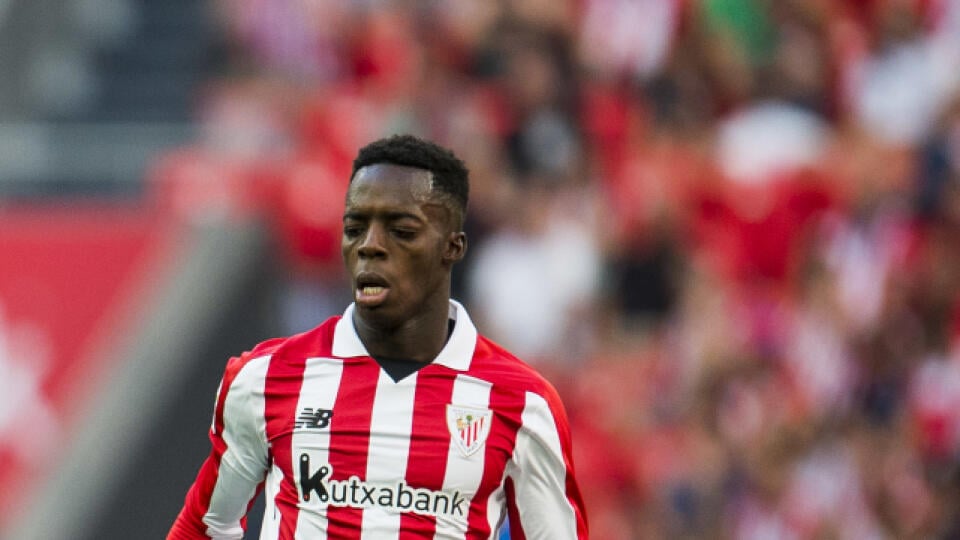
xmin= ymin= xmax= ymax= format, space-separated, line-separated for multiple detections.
xmin=0 ymin=304 xmax=58 ymax=529
xmin=467 ymin=182 xmax=602 ymax=364
xmin=846 ymin=0 xmax=957 ymax=145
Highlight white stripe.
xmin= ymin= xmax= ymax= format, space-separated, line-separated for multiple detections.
xmin=360 ymin=371 xmax=418 ymax=538
xmin=436 ymin=374 xmax=492 ymax=539
xmin=485 ymin=485 xmax=507 ymax=539
xmin=258 ymin=463 xmax=284 ymax=540
xmin=293 ymin=357 xmax=345 ymax=540
xmin=511 ymin=392 xmax=578 ymax=538
xmin=203 ymin=355 xmax=271 ymax=539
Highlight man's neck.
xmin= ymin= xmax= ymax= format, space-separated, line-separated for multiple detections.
xmin=352 ymin=302 xmax=452 ymax=363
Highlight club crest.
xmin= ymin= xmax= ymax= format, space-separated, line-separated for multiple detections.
xmin=446 ymin=405 xmax=492 ymax=457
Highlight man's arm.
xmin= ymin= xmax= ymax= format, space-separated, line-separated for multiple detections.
xmin=505 ymin=386 xmax=589 ymax=539
xmin=168 ymin=353 xmax=272 ymax=540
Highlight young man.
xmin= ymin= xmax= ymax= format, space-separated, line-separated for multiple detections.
xmin=168 ymin=134 xmax=588 ymax=539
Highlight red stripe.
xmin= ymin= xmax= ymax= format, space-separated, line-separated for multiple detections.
xmin=212 ymin=354 xmax=249 ymax=438
xmin=466 ymin=385 xmax=523 ymax=539
xmin=398 ymin=369 xmax=457 ymax=539
xmin=503 ymin=478 xmax=525 ymax=540
xmin=263 ymin=351 xmax=308 ymax=539
xmin=325 ymin=359 xmax=380 ymax=536
xmin=542 ymin=385 xmax=590 ymax=539
xmin=467 ymin=338 xmax=589 ymax=538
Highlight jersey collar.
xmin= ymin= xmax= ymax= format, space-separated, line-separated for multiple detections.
xmin=331 ymin=300 xmax=478 ymax=371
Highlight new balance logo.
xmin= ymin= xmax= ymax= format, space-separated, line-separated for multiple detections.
xmin=295 ymin=407 xmax=333 ymax=429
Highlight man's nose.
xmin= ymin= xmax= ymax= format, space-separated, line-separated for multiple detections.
xmin=357 ymin=224 xmax=387 ymax=258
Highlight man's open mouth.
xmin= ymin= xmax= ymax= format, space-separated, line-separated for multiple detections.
xmin=355 ymin=274 xmax=390 ymax=306
xmin=359 ymin=285 xmax=386 ymax=296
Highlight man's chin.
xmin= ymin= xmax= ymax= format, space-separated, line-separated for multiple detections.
xmin=353 ymin=304 xmax=403 ymax=331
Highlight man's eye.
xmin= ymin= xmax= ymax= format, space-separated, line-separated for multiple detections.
xmin=344 ymin=226 xmax=363 ymax=238
xmin=392 ymin=229 xmax=416 ymax=240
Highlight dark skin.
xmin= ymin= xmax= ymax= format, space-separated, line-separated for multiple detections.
xmin=342 ymin=163 xmax=467 ymax=363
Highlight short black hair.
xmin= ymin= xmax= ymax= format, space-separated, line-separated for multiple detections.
xmin=351 ymin=134 xmax=469 ymax=227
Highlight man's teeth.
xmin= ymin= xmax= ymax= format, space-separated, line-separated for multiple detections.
xmin=361 ymin=286 xmax=384 ymax=295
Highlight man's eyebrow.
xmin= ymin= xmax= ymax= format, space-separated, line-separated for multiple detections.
xmin=342 ymin=211 xmax=424 ymax=222
xmin=384 ymin=211 xmax=425 ymax=222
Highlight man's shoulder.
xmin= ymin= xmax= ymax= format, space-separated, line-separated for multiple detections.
xmin=469 ymin=334 xmax=555 ymax=396
xmin=229 ymin=315 xmax=342 ymax=372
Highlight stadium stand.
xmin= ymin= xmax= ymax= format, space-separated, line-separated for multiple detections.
xmin=3 ymin=1 xmax=960 ymax=538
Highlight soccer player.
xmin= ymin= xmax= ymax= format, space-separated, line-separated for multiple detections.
xmin=167 ymin=134 xmax=588 ymax=539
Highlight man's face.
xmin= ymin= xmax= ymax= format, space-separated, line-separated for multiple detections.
xmin=342 ymin=163 xmax=464 ymax=329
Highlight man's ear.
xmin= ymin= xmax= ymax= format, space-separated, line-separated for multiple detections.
xmin=443 ymin=232 xmax=467 ymax=265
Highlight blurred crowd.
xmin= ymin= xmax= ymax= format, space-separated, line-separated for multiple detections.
xmin=148 ymin=0 xmax=960 ymax=537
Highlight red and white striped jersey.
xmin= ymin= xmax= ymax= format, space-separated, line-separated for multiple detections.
xmin=168 ymin=301 xmax=588 ymax=539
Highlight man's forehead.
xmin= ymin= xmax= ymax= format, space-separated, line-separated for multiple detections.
xmin=346 ymin=164 xmax=457 ymax=227
xmin=349 ymin=163 xmax=435 ymax=202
